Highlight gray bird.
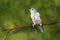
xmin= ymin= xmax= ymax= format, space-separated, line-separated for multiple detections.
xmin=29 ymin=8 xmax=46 ymax=32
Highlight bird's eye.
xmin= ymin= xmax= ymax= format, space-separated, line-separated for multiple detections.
xmin=32 ymin=9 xmax=33 ymax=10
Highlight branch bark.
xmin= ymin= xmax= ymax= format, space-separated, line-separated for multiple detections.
xmin=3 ymin=21 xmax=60 ymax=33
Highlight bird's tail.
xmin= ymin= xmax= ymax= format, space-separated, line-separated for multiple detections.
xmin=38 ymin=23 xmax=46 ymax=32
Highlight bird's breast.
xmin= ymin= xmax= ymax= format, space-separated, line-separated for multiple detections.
xmin=31 ymin=14 xmax=40 ymax=20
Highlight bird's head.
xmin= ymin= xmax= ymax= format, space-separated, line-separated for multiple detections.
xmin=29 ymin=8 xmax=37 ymax=13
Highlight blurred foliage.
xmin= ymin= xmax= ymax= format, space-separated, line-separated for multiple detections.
xmin=0 ymin=0 xmax=60 ymax=40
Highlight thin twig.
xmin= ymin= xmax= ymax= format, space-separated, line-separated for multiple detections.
xmin=2 ymin=32 xmax=10 ymax=40
xmin=3 ymin=21 xmax=60 ymax=33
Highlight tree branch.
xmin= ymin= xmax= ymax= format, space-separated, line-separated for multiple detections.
xmin=3 ymin=21 xmax=60 ymax=33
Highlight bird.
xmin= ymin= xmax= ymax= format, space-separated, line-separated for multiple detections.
xmin=29 ymin=8 xmax=45 ymax=32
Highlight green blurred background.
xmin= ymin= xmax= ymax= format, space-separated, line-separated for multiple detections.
xmin=0 ymin=0 xmax=60 ymax=40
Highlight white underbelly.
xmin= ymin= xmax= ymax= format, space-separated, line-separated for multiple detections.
xmin=31 ymin=14 xmax=41 ymax=24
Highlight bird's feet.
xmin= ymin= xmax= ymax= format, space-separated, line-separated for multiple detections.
xmin=32 ymin=24 xmax=35 ymax=28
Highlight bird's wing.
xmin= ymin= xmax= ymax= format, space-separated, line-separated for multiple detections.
xmin=35 ymin=12 xmax=42 ymax=24
xmin=36 ymin=12 xmax=40 ymax=18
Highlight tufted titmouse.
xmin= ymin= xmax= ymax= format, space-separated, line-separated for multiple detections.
xmin=29 ymin=8 xmax=46 ymax=32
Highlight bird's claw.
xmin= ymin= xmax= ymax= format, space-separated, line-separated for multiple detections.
xmin=32 ymin=24 xmax=35 ymax=28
